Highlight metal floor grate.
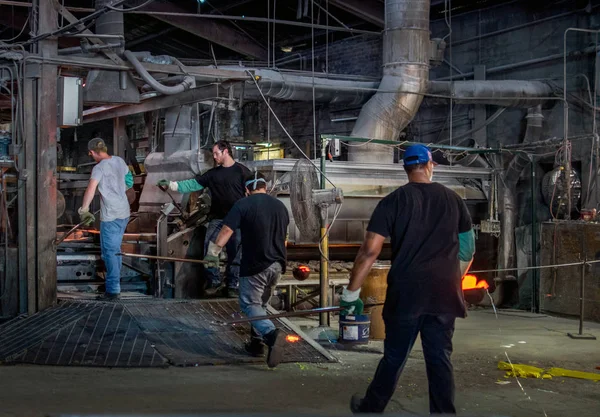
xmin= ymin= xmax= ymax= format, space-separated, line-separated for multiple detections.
xmin=0 ymin=299 xmax=334 ymax=367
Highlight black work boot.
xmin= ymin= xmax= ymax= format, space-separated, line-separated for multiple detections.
xmin=263 ymin=329 xmax=286 ymax=368
xmin=350 ymin=394 xmax=367 ymax=414
xmin=96 ymin=292 xmax=120 ymax=301
xmin=245 ymin=327 xmax=266 ymax=357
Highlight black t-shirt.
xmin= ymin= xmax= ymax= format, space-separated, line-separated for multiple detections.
xmin=222 ymin=193 xmax=290 ymax=277
xmin=366 ymin=182 xmax=472 ymax=320
xmin=195 ymin=162 xmax=251 ymax=219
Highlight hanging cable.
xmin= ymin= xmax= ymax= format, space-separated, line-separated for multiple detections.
xmin=245 ymin=70 xmax=336 ymax=187
xmin=0 ymin=13 xmax=30 ymax=44
xmin=107 ymin=0 xmax=156 ymax=12
xmin=311 ymin=0 xmax=317 ymax=160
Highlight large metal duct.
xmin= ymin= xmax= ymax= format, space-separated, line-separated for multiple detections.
xmin=349 ymin=0 xmax=431 ymax=163
xmin=427 ymin=81 xmax=555 ymax=107
xmin=251 ymin=70 xmax=377 ymax=105
xmin=82 ymin=1 xmax=140 ymax=104
xmin=164 ymin=105 xmax=193 ymax=157
xmin=139 ymin=103 xmax=202 ymax=213
xmin=493 ymin=106 xmax=543 ymax=306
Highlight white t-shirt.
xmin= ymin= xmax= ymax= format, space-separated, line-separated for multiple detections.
xmin=91 ymin=156 xmax=130 ymax=222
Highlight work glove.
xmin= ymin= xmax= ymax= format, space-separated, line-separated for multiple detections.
xmin=340 ymin=287 xmax=364 ymax=316
xmin=203 ymin=254 xmax=220 ymax=269
xmin=204 ymin=241 xmax=222 ymax=269
xmin=78 ymin=207 xmax=96 ymax=226
xmin=157 ymin=179 xmax=178 ymax=192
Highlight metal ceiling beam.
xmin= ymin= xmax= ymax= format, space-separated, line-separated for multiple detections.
xmin=126 ymin=27 xmax=176 ymax=48
xmin=327 ymin=0 xmax=384 ymax=28
xmin=141 ymin=1 xmax=267 ymax=59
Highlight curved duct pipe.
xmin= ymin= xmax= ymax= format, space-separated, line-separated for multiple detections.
xmin=427 ymin=81 xmax=555 ymax=107
xmin=124 ymin=50 xmax=196 ymax=96
xmin=141 ymin=75 xmax=187 ymax=92
xmin=349 ymin=0 xmax=431 ymax=163
xmin=491 ymin=105 xmax=543 ymax=306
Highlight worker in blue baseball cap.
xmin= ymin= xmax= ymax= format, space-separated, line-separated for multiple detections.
xmin=342 ymin=143 xmax=475 ymax=415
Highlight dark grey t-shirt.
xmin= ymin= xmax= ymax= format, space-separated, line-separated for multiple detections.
xmin=367 ymin=182 xmax=472 ymax=320
xmin=223 ymin=193 xmax=289 ymax=277
xmin=91 ymin=156 xmax=130 ymax=222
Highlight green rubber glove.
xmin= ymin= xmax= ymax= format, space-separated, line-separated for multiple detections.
xmin=157 ymin=179 xmax=170 ymax=188
xmin=340 ymin=287 xmax=364 ymax=316
xmin=203 ymin=254 xmax=220 ymax=269
xmin=79 ymin=210 xmax=95 ymax=226
xmin=125 ymin=171 xmax=134 ymax=189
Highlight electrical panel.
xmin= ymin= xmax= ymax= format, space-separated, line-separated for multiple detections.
xmin=57 ymin=76 xmax=83 ymax=127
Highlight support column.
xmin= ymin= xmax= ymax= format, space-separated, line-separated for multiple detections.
xmin=473 ymin=65 xmax=487 ymax=148
xmin=23 ymin=69 xmax=37 ymax=315
xmin=113 ymin=117 xmax=126 ymax=158
xmin=35 ymin=0 xmax=59 ymax=310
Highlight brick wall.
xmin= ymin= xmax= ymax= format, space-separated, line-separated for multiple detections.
xmin=278 ymin=34 xmax=382 ymax=77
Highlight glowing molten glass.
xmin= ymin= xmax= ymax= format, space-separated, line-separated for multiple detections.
xmin=286 ymin=334 xmax=301 ymax=343
xmin=462 ymin=274 xmax=489 ymax=291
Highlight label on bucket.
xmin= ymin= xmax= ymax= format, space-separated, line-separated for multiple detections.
xmin=343 ymin=325 xmax=359 ymax=340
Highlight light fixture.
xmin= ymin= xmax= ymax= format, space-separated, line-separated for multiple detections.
xmin=256 ymin=142 xmax=273 ymax=148
xmin=281 ymin=46 xmax=293 ymax=53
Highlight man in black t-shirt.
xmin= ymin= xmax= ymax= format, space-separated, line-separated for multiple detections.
xmin=342 ymin=144 xmax=476 ymax=415
xmin=203 ymin=171 xmax=290 ymax=368
xmin=157 ymin=140 xmax=251 ymax=297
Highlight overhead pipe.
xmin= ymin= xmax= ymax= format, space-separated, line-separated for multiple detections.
xmin=124 ymin=50 xmax=196 ymax=96
xmin=349 ymin=0 xmax=431 ymax=163
xmin=427 ymin=80 xmax=556 ymax=107
xmin=240 ymin=69 xmax=378 ymax=105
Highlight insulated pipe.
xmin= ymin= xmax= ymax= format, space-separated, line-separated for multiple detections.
xmin=349 ymin=0 xmax=431 ymax=163
xmin=493 ymin=106 xmax=543 ymax=306
xmin=124 ymin=50 xmax=196 ymax=96
xmin=427 ymin=81 xmax=555 ymax=107
xmin=227 ymin=69 xmax=378 ymax=105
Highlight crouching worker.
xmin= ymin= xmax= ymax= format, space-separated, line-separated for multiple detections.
xmin=204 ymin=172 xmax=290 ymax=368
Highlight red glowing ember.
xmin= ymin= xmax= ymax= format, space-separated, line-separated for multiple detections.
xmin=286 ymin=334 xmax=301 ymax=343
xmin=462 ymin=274 xmax=489 ymax=291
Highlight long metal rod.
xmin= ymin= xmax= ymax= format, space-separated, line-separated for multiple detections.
xmin=218 ymin=303 xmax=385 ymax=326
xmin=578 ymin=259 xmax=586 ymax=335
xmin=126 ymin=11 xmax=380 ymax=35
xmin=319 ymin=141 xmax=329 ymax=326
xmin=118 ymin=252 xmax=208 ymax=264
xmin=530 ymin=157 xmax=539 ymax=313
xmin=321 ymin=134 xmax=506 ymax=154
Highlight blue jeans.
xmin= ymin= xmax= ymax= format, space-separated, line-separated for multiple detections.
xmin=359 ymin=314 xmax=457 ymax=414
xmin=204 ymin=219 xmax=241 ymax=289
xmin=100 ymin=218 xmax=129 ymax=295
xmin=238 ymin=262 xmax=282 ymax=337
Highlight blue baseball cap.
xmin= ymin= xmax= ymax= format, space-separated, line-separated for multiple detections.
xmin=403 ymin=144 xmax=435 ymax=166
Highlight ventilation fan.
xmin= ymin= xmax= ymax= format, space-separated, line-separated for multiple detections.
xmin=290 ymin=159 xmax=343 ymax=241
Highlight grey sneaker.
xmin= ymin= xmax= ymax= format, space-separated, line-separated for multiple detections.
xmin=264 ymin=329 xmax=286 ymax=368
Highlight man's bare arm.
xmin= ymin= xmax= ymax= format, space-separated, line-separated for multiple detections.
xmin=347 ymin=232 xmax=386 ymax=291
xmin=214 ymin=225 xmax=235 ymax=248
xmin=81 ymin=179 xmax=99 ymax=211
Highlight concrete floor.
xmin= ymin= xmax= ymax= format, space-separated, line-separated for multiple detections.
xmin=1 ymin=310 xmax=599 ymax=417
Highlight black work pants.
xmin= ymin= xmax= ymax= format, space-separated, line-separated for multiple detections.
xmin=360 ymin=314 xmax=457 ymax=414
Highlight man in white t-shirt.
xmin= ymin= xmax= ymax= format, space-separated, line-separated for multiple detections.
xmin=79 ymin=137 xmax=133 ymax=300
